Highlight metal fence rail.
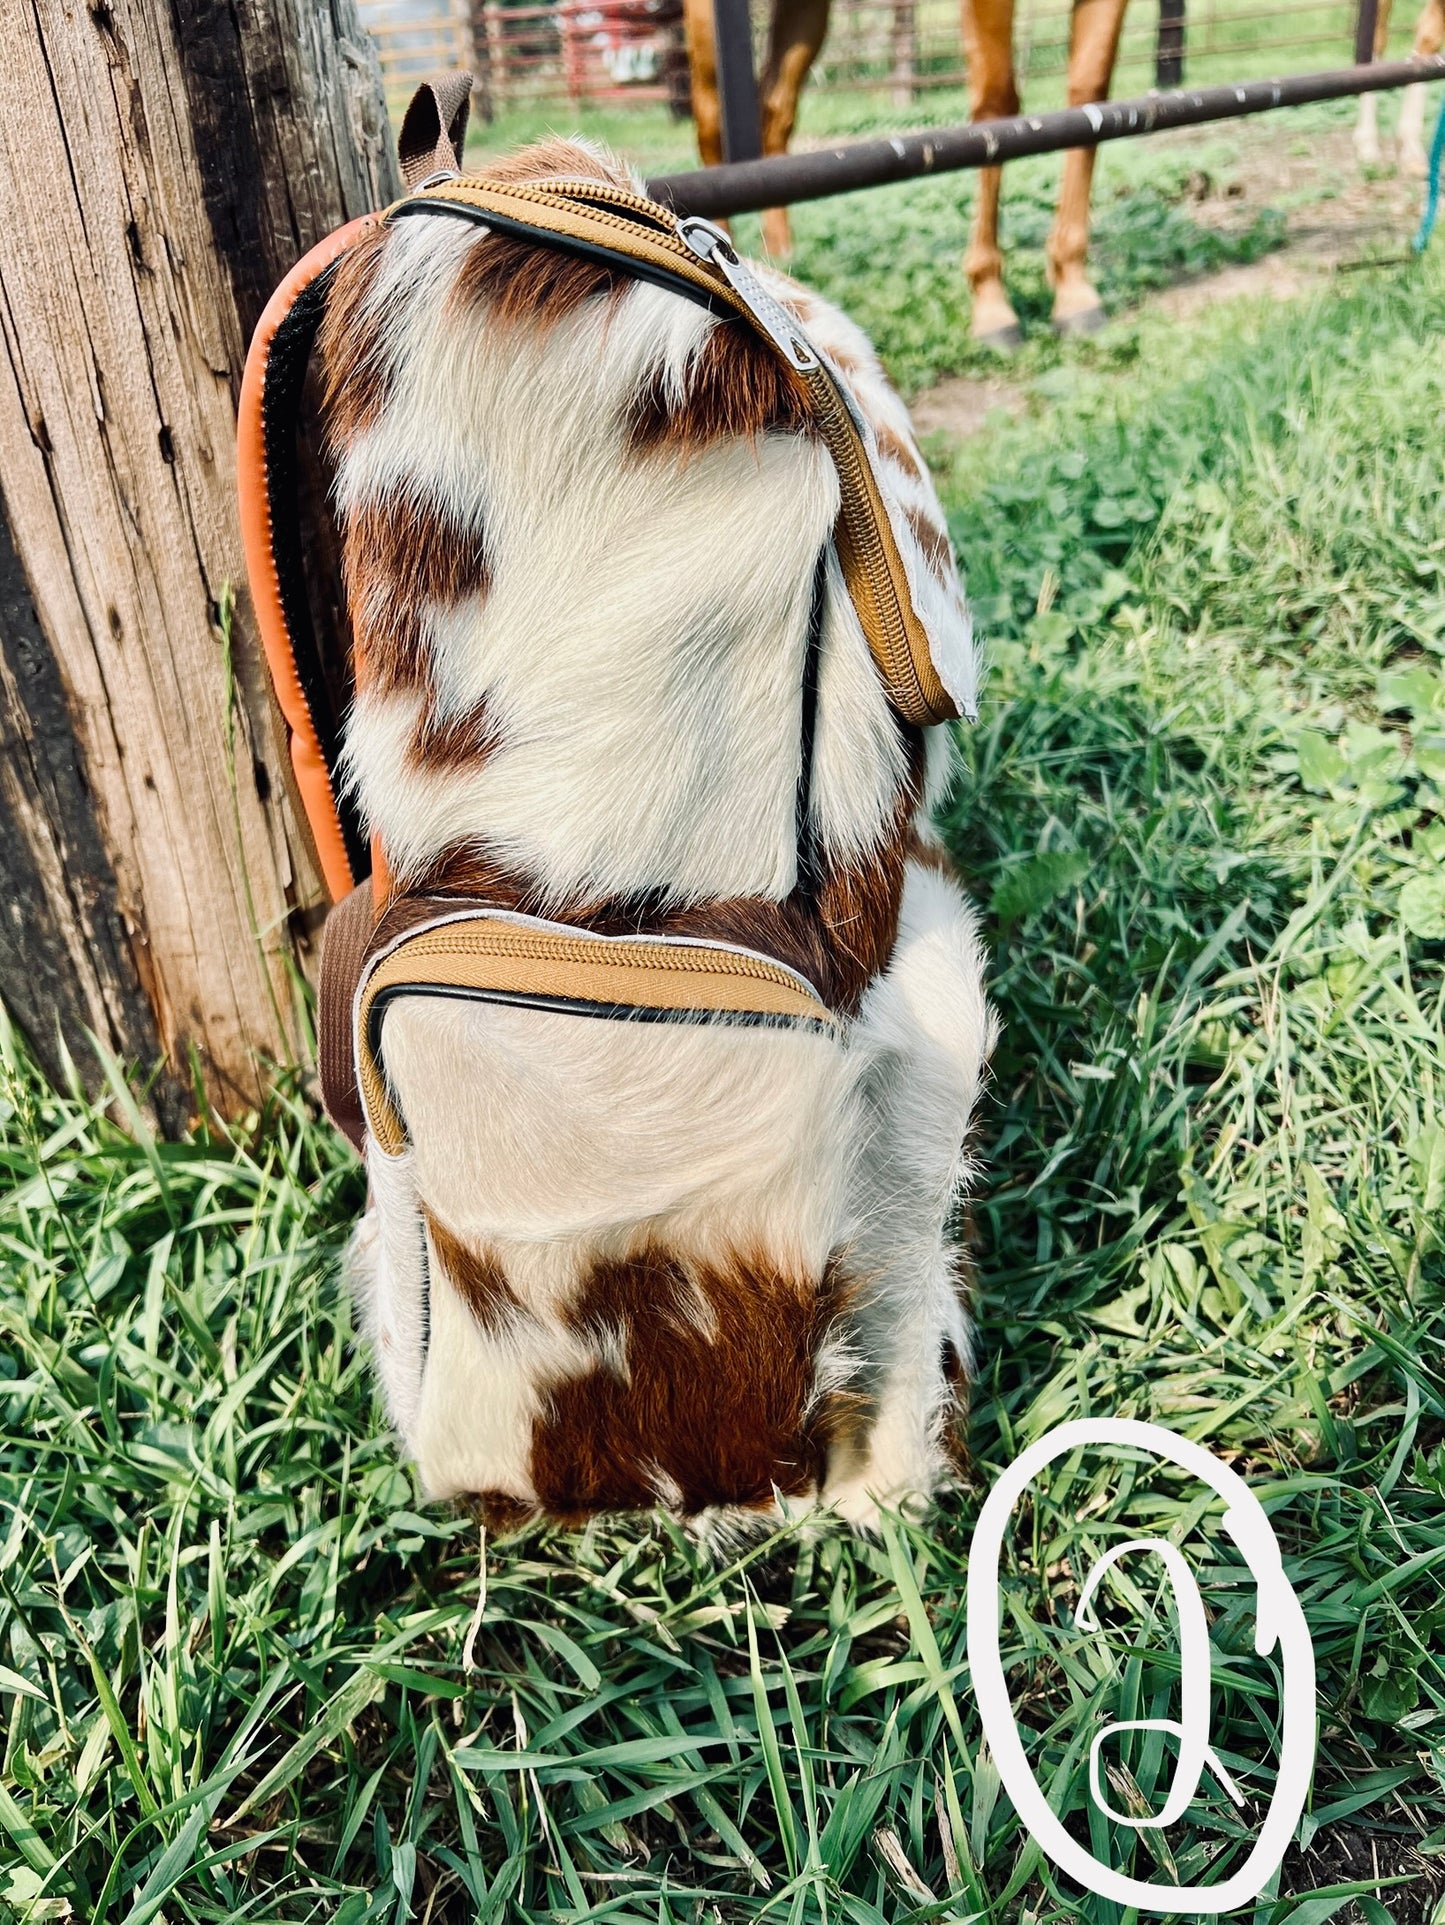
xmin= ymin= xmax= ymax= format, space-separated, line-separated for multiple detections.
xmin=644 ymin=52 xmax=1445 ymax=214
xmin=356 ymin=0 xmax=1418 ymax=113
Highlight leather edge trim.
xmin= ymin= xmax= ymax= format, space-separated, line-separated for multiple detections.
xmin=237 ymin=215 xmax=375 ymax=902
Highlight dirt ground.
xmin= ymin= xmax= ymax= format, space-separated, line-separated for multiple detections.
xmin=910 ymin=120 xmax=1429 ymax=443
xmin=911 ymin=371 xmax=1027 ymax=438
xmin=1284 ymin=1822 xmax=1445 ymax=1924
xmin=1151 ymin=118 xmax=1424 ymax=306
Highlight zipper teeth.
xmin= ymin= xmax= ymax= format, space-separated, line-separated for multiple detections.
xmin=807 ymin=373 xmax=925 ymax=715
xmin=448 ymin=177 xmax=703 ymax=269
xmin=513 ymin=179 xmax=678 ymax=228
xmin=396 ymin=927 xmax=819 ymax=990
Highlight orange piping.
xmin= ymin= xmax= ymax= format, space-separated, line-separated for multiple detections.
xmin=237 ymin=216 xmax=374 ymax=902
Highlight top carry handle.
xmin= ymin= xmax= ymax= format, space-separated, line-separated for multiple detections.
xmin=237 ymin=75 xmax=965 ymax=903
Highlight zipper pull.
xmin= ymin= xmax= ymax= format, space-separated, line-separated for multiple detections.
xmin=676 ymin=217 xmax=818 ymax=373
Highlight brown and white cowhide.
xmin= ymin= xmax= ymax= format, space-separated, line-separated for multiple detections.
xmin=319 ymin=138 xmax=995 ymax=1539
xmin=1355 ymin=0 xmax=1445 ymax=174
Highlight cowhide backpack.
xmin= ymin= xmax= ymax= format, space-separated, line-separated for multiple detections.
xmin=238 ymin=74 xmax=994 ymax=1536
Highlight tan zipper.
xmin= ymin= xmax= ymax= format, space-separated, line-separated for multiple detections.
xmin=802 ymin=366 xmax=950 ymax=726
xmin=665 ymin=211 xmax=951 ymax=727
xmin=399 ymin=175 xmax=709 ymax=272
xmin=357 ymin=912 xmax=836 ymax=1154
xmin=390 ymin=922 xmax=822 ymax=988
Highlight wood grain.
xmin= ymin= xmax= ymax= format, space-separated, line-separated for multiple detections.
xmin=0 ymin=0 xmax=400 ymax=1115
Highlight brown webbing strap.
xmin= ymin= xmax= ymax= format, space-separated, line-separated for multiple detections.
xmin=398 ymin=72 xmax=474 ymax=187
xmin=318 ymin=882 xmax=377 ymax=1151
xmin=316 ymin=890 xmax=529 ymax=1147
xmin=318 ymin=892 xmax=496 ymax=1147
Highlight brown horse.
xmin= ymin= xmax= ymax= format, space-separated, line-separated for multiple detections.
xmin=682 ymin=0 xmax=1131 ymax=343
xmin=1354 ymin=0 xmax=1445 ymax=172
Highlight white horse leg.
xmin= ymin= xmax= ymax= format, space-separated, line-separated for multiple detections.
xmin=1355 ymin=93 xmax=1382 ymax=166
xmin=1398 ymin=84 xmax=1429 ymax=174
xmin=1355 ymin=0 xmax=1394 ymax=165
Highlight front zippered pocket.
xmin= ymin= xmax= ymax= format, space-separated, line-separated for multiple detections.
xmin=357 ymin=914 xmax=837 ymax=1155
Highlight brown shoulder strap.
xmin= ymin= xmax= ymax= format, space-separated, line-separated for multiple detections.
xmin=317 ymin=887 xmax=482 ymax=1149
xmin=398 ymin=72 xmax=474 ymax=187
xmin=318 ymin=882 xmax=377 ymax=1152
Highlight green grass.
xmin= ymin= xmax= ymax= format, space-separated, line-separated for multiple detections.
xmin=469 ymin=94 xmax=1413 ymax=396
xmin=3 ymin=128 xmax=1445 ymax=1925
xmin=768 ymin=145 xmax=1288 ymax=397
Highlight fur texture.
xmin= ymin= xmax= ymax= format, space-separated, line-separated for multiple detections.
xmin=322 ymin=138 xmax=995 ymax=1533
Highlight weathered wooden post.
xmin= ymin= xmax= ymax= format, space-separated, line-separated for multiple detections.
xmin=0 ymin=0 xmax=400 ymax=1122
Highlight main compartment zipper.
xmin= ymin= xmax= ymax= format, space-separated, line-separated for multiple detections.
xmin=390 ymin=174 xmax=954 ymax=727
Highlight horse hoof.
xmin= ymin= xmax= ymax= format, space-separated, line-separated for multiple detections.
xmin=973 ymin=320 xmax=1024 ymax=351
xmin=760 ymin=212 xmax=794 ymax=260
xmin=1053 ymin=303 xmax=1106 ymax=337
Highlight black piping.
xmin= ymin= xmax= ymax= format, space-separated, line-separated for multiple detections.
xmin=260 ymin=260 xmax=370 ymax=881
xmin=368 ymin=980 xmax=833 ymax=1074
xmin=794 ymin=545 xmax=828 ymax=900
xmin=390 ymin=198 xmax=742 ymax=324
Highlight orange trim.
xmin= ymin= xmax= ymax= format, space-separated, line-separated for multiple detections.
xmin=237 ymin=217 xmax=375 ymax=902
xmin=370 ymin=835 xmax=393 ymax=914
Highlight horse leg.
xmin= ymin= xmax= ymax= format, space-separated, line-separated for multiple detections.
xmin=1398 ymin=0 xmax=1444 ymax=175
xmin=682 ymin=0 xmax=725 ymax=169
xmin=1354 ymin=0 xmax=1393 ymax=165
xmin=759 ymin=0 xmax=831 ymax=257
xmin=1047 ymin=0 xmax=1128 ymax=333
xmin=961 ymin=0 xmax=1022 ymax=344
